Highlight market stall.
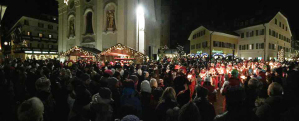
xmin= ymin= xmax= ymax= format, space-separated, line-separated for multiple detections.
xmin=60 ymin=46 xmax=101 ymax=62
xmin=99 ymin=43 xmax=148 ymax=64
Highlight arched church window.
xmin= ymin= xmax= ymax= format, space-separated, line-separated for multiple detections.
xmin=85 ymin=12 xmax=94 ymax=34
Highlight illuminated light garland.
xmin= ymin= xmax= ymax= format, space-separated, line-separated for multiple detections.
xmin=99 ymin=43 xmax=148 ymax=59
xmin=60 ymin=46 xmax=100 ymax=58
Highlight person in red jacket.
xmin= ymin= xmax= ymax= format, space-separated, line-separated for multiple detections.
xmin=221 ymin=69 xmax=242 ymax=111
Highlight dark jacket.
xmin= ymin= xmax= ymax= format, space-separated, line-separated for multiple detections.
xmin=177 ymin=89 xmax=191 ymax=107
xmin=256 ymin=96 xmax=287 ymax=121
xmin=155 ymin=99 xmax=178 ymax=121
xmin=120 ymin=88 xmax=142 ymax=116
xmin=193 ymin=97 xmax=216 ymax=121
xmin=36 ymin=91 xmax=56 ymax=121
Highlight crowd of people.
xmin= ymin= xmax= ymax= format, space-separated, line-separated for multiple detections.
xmin=0 ymin=57 xmax=299 ymax=121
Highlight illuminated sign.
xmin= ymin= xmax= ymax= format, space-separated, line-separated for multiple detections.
xmin=25 ymin=51 xmax=33 ymax=53
xmin=34 ymin=51 xmax=41 ymax=54
xmin=212 ymin=49 xmax=223 ymax=53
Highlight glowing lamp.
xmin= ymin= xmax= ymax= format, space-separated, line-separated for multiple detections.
xmin=187 ymin=74 xmax=192 ymax=79
xmin=241 ymin=75 xmax=246 ymax=80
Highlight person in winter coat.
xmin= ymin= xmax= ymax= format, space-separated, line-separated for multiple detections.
xmin=120 ymin=79 xmax=142 ymax=117
xmin=90 ymin=87 xmax=114 ymax=121
xmin=35 ymin=77 xmax=55 ymax=121
xmin=68 ymin=85 xmax=93 ymax=121
xmin=155 ymin=87 xmax=178 ymax=121
xmin=193 ymin=86 xmax=216 ymax=121
xmin=221 ymin=69 xmax=242 ymax=111
xmin=243 ymin=78 xmax=261 ymax=111
xmin=214 ymin=86 xmax=257 ymax=121
xmin=256 ymin=82 xmax=287 ymax=121
xmin=140 ymin=80 xmax=152 ymax=121
xmin=178 ymin=102 xmax=201 ymax=121
xmin=177 ymin=76 xmax=191 ymax=107
xmin=17 ymin=97 xmax=44 ymax=121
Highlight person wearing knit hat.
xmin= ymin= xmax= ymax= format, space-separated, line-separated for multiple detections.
xmin=121 ymin=115 xmax=140 ymax=121
xmin=141 ymin=80 xmax=152 ymax=93
xmin=104 ymin=69 xmax=113 ymax=76
xmin=231 ymin=69 xmax=239 ymax=78
xmin=140 ymin=80 xmax=153 ymax=120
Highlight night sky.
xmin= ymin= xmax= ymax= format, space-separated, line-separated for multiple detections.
xmin=170 ymin=0 xmax=299 ymax=51
xmin=1 ymin=0 xmax=298 ymax=51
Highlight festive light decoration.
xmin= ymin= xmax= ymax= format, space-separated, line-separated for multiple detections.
xmin=278 ymin=49 xmax=285 ymax=62
xmin=60 ymin=46 xmax=100 ymax=59
xmin=100 ymin=43 xmax=147 ymax=59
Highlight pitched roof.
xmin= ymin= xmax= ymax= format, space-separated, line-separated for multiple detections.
xmin=233 ymin=10 xmax=281 ymax=30
xmin=203 ymin=25 xmax=239 ymax=36
xmin=78 ymin=46 xmax=102 ymax=55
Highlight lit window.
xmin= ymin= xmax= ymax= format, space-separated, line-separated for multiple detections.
xmin=39 ymin=33 xmax=43 ymax=38
xmin=49 ymin=35 xmax=52 ymax=38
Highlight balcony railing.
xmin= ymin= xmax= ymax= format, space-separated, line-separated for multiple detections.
xmin=13 ymin=46 xmax=58 ymax=53
xmin=21 ymin=35 xmax=58 ymax=42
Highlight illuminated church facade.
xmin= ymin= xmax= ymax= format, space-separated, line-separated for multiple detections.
xmin=57 ymin=0 xmax=163 ymax=57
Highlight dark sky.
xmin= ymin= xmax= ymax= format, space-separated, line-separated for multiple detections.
xmin=1 ymin=0 xmax=58 ymax=31
xmin=170 ymin=0 xmax=299 ymax=51
xmin=1 ymin=0 xmax=298 ymax=50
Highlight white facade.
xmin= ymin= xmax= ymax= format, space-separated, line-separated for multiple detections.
xmin=235 ymin=12 xmax=292 ymax=61
xmin=57 ymin=0 xmax=162 ymax=57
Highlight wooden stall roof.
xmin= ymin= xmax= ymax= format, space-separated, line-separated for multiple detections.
xmin=60 ymin=46 xmax=101 ymax=57
xmin=99 ymin=43 xmax=147 ymax=58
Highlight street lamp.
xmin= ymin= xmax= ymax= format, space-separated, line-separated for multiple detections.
xmin=4 ymin=41 xmax=8 ymax=46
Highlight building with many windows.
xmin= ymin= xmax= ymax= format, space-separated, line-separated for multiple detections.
xmin=5 ymin=15 xmax=58 ymax=60
xmin=57 ymin=0 xmax=164 ymax=59
xmin=189 ymin=11 xmax=293 ymax=61
xmin=235 ymin=11 xmax=292 ymax=60
xmin=188 ymin=26 xmax=239 ymax=59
